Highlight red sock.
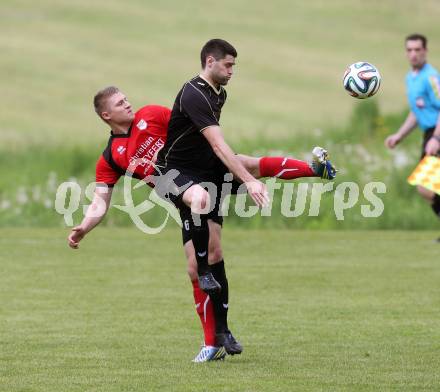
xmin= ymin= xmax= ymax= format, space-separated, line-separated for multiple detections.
xmin=259 ymin=156 xmax=315 ymax=179
xmin=191 ymin=280 xmax=216 ymax=346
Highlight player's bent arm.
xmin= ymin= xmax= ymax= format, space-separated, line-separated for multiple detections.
xmin=67 ymin=187 xmax=113 ymax=249
xmin=385 ymin=111 xmax=417 ymax=148
xmin=81 ymin=186 xmax=113 ymax=232
xmin=396 ymin=111 xmax=418 ymax=139
xmin=203 ymin=126 xmax=257 ymax=183
xmin=202 ymin=126 xmax=269 ymax=206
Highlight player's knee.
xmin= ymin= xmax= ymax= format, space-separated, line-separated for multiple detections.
xmin=187 ymin=185 xmax=211 ymax=214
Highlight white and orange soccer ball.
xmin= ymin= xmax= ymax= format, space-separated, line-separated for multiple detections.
xmin=343 ymin=62 xmax=381 ymax=99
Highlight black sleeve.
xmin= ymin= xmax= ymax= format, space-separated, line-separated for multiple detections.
xmin=181 ymin=84 xmax=219 ymax=132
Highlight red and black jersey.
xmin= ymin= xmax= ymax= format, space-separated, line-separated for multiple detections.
xmin=96 ymin=105 xmax=171 ymax=187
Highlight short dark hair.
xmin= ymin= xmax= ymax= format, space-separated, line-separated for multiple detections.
xmin=93 ymin=86 xmax=119 ymax=117
xmin=200 ymin=39 xmax=237 ymax=68
xmin=405 ymin=33 xmax=427 ymax=49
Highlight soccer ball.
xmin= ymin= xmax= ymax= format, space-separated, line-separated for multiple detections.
xmin=343 ymin=62 xmax=381 ymax=99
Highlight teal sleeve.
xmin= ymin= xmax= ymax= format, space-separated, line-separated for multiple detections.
xmin=425 ymin=73 xmax=440 ymax=110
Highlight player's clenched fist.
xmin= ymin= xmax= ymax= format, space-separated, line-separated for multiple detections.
xmin=384 ymin=133 xmax=401 ymax=149
xmin=68 ymin=226 xmax=86 ymax=249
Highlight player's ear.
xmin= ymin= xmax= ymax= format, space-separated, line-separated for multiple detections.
xmin=101 ymin=111 xmax=111 ymax=121
xmin=206 ymin=55 xmax=216 ymax=68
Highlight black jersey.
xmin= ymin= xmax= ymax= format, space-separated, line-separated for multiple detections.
xmin=156 ymin=75 xmax=227 ymax=174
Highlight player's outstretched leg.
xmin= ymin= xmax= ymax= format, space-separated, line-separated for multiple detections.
xmin=239 ymin=148 xmax=337 ymax=181
xmin=310 ymin=146 xmax=338 ymax=180
xmin=258 ymin=156 xmax=316 ymax=179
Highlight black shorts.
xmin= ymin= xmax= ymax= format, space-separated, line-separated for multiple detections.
xmin=421 ymin=128 xmax=435 ymax=160
xmin=154 ymin=162 xmax=242 ymax=244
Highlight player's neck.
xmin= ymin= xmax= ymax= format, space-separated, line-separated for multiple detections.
xmin=412 ymin=61 xmax=426 ymax=72
xmin=110 ymin=121 xmax=132 ymax=135
xmin=199 ymin=72 xmax=220 ymax=91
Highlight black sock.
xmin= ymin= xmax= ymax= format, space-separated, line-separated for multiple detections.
xmin=189 ymin=212 xmax=209 ymax=275
xmin=432 ymin=194 xmax=440 ymax=218
xmin=210 ymin=260 xmax=229 ymax=333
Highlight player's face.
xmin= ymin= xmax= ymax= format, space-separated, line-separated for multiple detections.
xmin=102 ymin=92 xmax=134 ymax=124
xmin=210 ymin=55 xmax=236 ymax=86
xmin=406 ymin=39 xmax=427 ymax=69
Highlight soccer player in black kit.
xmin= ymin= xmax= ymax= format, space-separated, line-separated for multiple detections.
xmin=155 ymin=39 xmax=270 ymax=355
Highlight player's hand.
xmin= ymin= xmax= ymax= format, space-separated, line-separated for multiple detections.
xmin=68 ymin=226 xmax=86 ymax=249
xmin=425 ymin=137 xmax=440 ymax=156
xmin=245 ymin=180 xmax=270 ymax=208
xmin=384 ymin=133 xmax=401 ymax=149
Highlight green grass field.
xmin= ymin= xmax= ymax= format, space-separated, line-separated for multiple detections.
xmin=2 ymin=228 xmax=439 ymax=391
xmin=2 ymin=3 xmax=440 ymax=390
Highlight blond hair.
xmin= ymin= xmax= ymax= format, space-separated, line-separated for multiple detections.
xmin=93 ymin=86 xmax=119 ymax=118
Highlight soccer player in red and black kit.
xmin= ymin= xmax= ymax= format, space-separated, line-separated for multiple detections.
xmin=68 ymin=59 xmax=336 ymax=361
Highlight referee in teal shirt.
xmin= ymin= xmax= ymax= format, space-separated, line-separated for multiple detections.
xmin=385 ymin=34 xmax=440 ymax=230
